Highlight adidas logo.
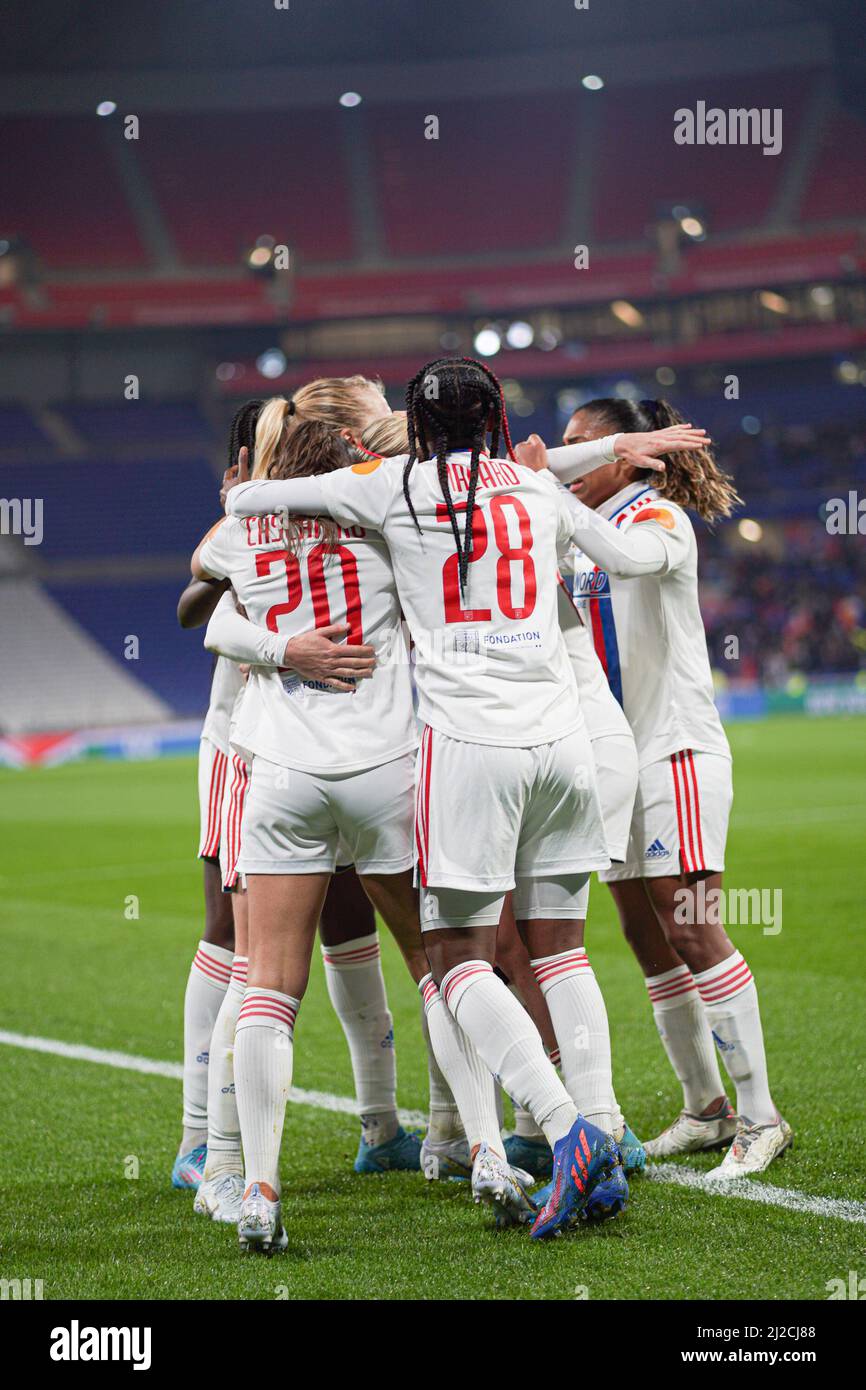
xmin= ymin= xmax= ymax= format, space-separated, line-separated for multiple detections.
xmin=645 ymin=838 xmax=671 ymax=860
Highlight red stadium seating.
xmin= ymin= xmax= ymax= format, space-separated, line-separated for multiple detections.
xmin=801 ymin=111 xmax=866 ymax=224
xmin=367 ymin=94 xmax=579 ymax=257
xmin=0 ymin=117 xmax=147 ymax=268
xmin=136 ymin=111 xmax=355 ymax=265
xmin=593 ymin=72 xmax=816 ymax=243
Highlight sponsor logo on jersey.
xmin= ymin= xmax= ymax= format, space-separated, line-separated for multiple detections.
xmin=574 ymin=568 xmax=610 ymax=596
xmin=645 ymin=838 xmax=671 ymax=859
xmin=633 ymin=506 xmax=676 ymax=531
xmin=484 ymin=629 xmax=542 ymax=646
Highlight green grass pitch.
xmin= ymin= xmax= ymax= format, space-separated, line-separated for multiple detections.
xmin=2 ymin=715 xmax=865 ymax=1301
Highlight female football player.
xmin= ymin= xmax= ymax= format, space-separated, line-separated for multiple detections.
xmin=194 ymin=411 xmax=528 ymax=1250
xmin=516 ymin=398 xmax=792 ymax=1177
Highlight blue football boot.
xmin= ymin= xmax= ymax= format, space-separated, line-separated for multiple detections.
xmin=171 ymin=1142 xmax=207 ymax=1190
xmin=582 ymin=1156 xmax=629 ymax=1222
xmin=529 ymin=1115 xmax=618 ymax=1239
xmin=504 ymin=1134 xmax=553 ymax=1181
xmin=353 ymin=1125 xmax=422 ymax=1174
xmin=618 ymin=1122 xmax=647 ymax=1176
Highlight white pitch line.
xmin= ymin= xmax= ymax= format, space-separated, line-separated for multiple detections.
xmin=3 ymin=1029 xmax=864 ymax=1223
xmin=0 ymin=1030 xmax=426 ymax=1127
xmin=644 ymin=1161 xmax=866 ymax=1224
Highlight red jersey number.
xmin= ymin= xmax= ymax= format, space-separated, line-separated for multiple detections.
xmin=436 ymin=495 xmax=536 ymax=624
xmin=256 ymin=545 xmax=364 ymax=642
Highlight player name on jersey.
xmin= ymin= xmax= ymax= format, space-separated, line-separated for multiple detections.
xmin=241 ymin=514 xmax=367 ymax=547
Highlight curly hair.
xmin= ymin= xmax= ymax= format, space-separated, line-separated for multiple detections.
xmin=577 ymin=397 xmax=741 ymax=521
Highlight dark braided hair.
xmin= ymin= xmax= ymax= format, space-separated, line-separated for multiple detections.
xmin=227 ymin=398 xmax=264 ymax=474
xmin=402 ymin=357 xmax=518 ymax=594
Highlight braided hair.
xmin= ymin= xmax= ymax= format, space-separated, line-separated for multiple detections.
xmin=402 ymin=357 xmax=517 ymax=594
xmin=227 ymin=398 xmax=264 ymax=474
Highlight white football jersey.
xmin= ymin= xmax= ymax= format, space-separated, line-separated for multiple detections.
xmin=564 ymin=481 xmax=730 ymax=768
xmin=316 ymin=451 xmax=585 ymax=747
xmin=556 ymin=582 xmax=632 ymax=743
xmin=199 ymin=512 xmax=416 ymax=775
xmin=200 ymin=655 xmax=244 ymax=756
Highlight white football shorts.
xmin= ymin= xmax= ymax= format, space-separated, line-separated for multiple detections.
xmin=197 ymin=736 xmax=229 ymax=862
xmin=590 ymin=730 xmax=638 ymax=864
xmin=239 ymin=752 xmax=415 ymax=876
xmin=219 ymin=751 xmax=251 ymax=890
xmin=600 ymin=749 xmax=733 ymax=882
xmin=415 ymin=724 xmax=610 ymax=893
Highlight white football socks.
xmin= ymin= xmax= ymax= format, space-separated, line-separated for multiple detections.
xmin=420 ymin=974 xmax=495 ymax=1150
xmin=646 ymin=964 xmax=726 ymax=1115
xmin=440 ymin=960 xmax=577 ymax=1148
xmin=693 ymin=951 xmax=777 ymax=1125
xmin=321 ymin=932 xmax=399 ymax=1148
xmin=202 ymin=954 xmax=246 ymax=1182
xmin=234 ymin=987 xmax=299 ymax=1197
xmin=531 ymin=947 xmax=614 ymax=1135
xmin=181 ymin=940 xmax=233 ymax=1152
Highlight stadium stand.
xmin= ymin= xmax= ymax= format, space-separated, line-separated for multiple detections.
xmin=0 ymin=563 xmax=171 ymax=733
xmin=0 ymin=116 xmax=147 ymax=269
xmin=136 ymin=110 xmax=355 ymax=266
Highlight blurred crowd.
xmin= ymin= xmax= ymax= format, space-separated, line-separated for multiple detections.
xmin=697 ymin=423 xmax=866 ymax=684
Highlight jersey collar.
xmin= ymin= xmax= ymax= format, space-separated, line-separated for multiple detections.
xmin=598 ymin=480 xmax=658 ymax=525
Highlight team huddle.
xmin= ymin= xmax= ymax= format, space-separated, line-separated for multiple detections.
xmin=172 ymin=357 xmax=792 ymax=1252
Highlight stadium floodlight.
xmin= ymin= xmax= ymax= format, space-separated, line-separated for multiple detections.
xmin=759 ymin=290 xmax=789 ymax=314
xmin=339 ymin=92 xmax=362 ymax=107
xmin=474 ymin=326 xmax=501 ymax=357
xmin=611 ymin=300 xmax=644 ymax=328
xmin=505 ymin=321 xmax=534 ymax=349
xmin=738 ymin=519 xmax=763 ymax=543
xmin=256 ymin=349 xmax=287 ymax=379
xmin=96 ymin=100 xmax=117 ymax=117
xmin=582 ymin=75 xmax=604 ymax=91
xmin=680 ymin=216 xmax=705 ymax=239
xmin=537 ymin=326 xmax=561 ymax=351
xmin=810 ymin=285 xmax=834 ymax=307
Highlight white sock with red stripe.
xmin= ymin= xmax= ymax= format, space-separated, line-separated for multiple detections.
xmin=693 ymin=951 xmax=776 ymax=1125
xmin=441 ymin=961 xmax=577 ymax=1149
xmin=202 ymin=955 xmax=247 ymax=1182
xmin=321 ymin=933 xmax=398 ymax=1149
xmin=513 ymin=1044 xmax=561 ymax=1139
xmin=181 ymin=940 xmax=233 ymax=1153
xmin=420 ymin=974 xmax=494 ymax=1149
xmin=234 ymin=986 xmax=299 ymax=1197
xmin=646 ymin=964 xmax=726 ymax=1115
xmin=531 ymin=948 xmax=614 ymax=1134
